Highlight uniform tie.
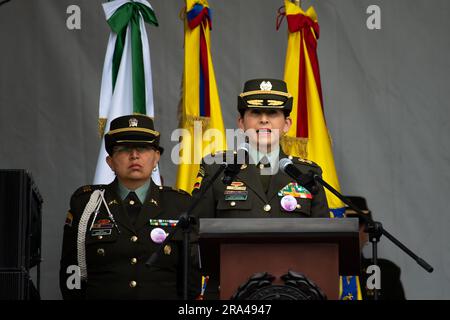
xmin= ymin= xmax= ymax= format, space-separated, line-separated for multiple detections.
xmin=258 ymin=156 xmax=271 ymax=193
xmin=125 ymin=192 xmax=141 ymax=225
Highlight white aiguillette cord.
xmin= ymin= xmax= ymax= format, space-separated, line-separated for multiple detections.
xmin=77 ymin=189 xmax=121 ymax=280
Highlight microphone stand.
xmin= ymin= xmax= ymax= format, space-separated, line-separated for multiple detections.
xmin=309 ymin=172 xmax=433 ymax=300
xmin=146 ymin=163 xmax=227 ymax=300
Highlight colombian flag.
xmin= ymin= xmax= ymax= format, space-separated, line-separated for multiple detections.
xmin=279 ymin=0 xmax=361 ymax=300
xmin=176 ymin=0 xmax=226 ymax=193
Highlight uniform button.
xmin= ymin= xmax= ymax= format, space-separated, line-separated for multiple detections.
xmin=129 ymin=200 xmax=135 ymax=205
xmin=240 ymin=164 xmax=247 ymax=170
xmin=296 ymin=204 xmax=301 ymax=209
xmin=130 ymin=258 xmax=137 ymax=265
xmin=97 ymin=236 xmax=103 ymax=240
xmin=129 ymin=281 xmax=137 ymax=288
xmin=263 ymin=204 xmax=271 ymax=212
xmin=230 ymin=201 xmax=236 ymax=207
xmin=97 ymin=248 xmax=105 ymax=256
xmin=259 ymin=164 xmax=265 ymax=169
xmin=288 ymin=155 xmax=293 ymax=160
xmin=131 ymin=236 xmax=138 ymax=242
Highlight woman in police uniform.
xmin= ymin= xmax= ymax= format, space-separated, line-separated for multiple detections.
xmin=59 ymin=115 xmax=200 ymax=300
xmin=192 ymin=79 xmax=330 ymax=299
xmin=193 ymin=79 xmax=330 ymax=219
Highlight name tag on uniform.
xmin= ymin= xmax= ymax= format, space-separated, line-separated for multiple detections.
xmin=224 ymin=190 xmax=248 ymax=201
xmin=91 ymin=229 xmax=112 ymax=237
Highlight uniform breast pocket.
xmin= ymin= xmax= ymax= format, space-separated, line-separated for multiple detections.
xmin=85 ymin=230 xmax=119 ymax=266
xmin=216 ymin=197 xmax=253 ymax=212
xmin=150 ymin=241 xmax=180 ymax=271
xmin=295 ymin=198 xmax=312 ymax=216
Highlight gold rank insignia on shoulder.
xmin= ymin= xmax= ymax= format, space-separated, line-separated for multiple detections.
xmin=82 ymin=185 xmax=92 ymax=193
xmin=298 ymin=158 xmax=313 ymax=164
xmin=108 ymin=199 xmax=119 ymax=206
xmin=198 ymin=166 xmax=206 ymax=177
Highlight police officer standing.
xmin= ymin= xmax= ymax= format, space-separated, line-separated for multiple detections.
xmin=60 ymin=115 xmax=200 ymax=300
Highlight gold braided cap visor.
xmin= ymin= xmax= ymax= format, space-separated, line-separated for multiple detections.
xmin=106 ymin=127 xmax=160 ymax=136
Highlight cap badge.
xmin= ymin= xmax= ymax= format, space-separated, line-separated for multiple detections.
xmin=129 ymin=118 xmax=139 ymax=127
xmin=260 ymin=81 xmax=272 ymax=91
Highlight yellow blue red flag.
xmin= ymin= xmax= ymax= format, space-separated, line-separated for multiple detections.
xmin=176 ymin=0 xmax=226 ymax=193
xmin=278 ymin=0 xmax=361 ymax=300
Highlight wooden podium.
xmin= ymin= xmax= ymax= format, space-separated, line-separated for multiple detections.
xmin=199 ymin=218 xmax=360 ymax=300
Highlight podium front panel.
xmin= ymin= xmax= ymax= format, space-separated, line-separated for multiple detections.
xmin=220 ymin=243 xmax=339 ymax=300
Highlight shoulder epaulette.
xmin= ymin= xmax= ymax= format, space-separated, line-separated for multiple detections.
xmin=158 ymin=185 xmax=190 ymax=195
xmin=291 ymin=156 xmax=320 ymax=168
xmin=73 ymin=184 xmax=106 ymax=197
xmin=202 ymin=150 xmax=234 ymax=163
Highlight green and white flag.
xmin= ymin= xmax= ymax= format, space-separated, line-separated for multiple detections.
xmin=94 ymin=0 xmax=161 ymax=185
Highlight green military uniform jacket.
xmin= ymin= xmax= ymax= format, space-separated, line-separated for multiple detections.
xmin=59 ymin=179 xmax=200 ymax=300
xmin=193 ymin=150 xmax=330 ymax=219
xmin=191 ymin=149 xmax=330 ymax=298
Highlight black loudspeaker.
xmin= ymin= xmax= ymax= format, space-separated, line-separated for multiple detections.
xmin=0 ymin=170 xmax=42 ymax=300
xmin=0 ymin=269 xmax=30 ymax=300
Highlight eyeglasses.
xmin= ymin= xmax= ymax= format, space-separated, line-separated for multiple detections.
xmin=112 ymin=145 xmax=156 ymax=154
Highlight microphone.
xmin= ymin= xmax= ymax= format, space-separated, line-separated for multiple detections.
xmin=278 ymin=158 xmax=319 ymax=194
xmin=222 ymin=143 xmax=249 ymax=185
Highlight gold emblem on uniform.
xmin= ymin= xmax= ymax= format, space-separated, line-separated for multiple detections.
xmin=260 ymin=81 xmax=272 ymax=91
xmin=226 ymin=181 xmax=246 ymax=191
xmin=298 ymin=158 xmax=313 ymax=164
xmin=129 ymin=118 xmax=138 ymax=127
xmin=150 ymin=198 xmax=158 ymax=206
xmin=108 ymin=199 xmax=118 ymax=206
xmin=164 ymin=244 xmax=172 ymax=255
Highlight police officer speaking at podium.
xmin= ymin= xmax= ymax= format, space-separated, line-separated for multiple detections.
xmin=192 ymin=79 xmax=330 ymax=299
xmin=59 ymin=115 xmax=200 ymax=300
xmin=193 ymin=79 xmax=330 ymax=219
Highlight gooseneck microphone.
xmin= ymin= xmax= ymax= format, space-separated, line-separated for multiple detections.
xmin=222 ymin=143 xmax=249 ymax=185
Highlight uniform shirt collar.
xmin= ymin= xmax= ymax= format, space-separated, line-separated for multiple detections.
xmin=248 ymin=145 xmax=280 ymax=168
xmin=117 ymin=179 xmax=151 ymax=204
